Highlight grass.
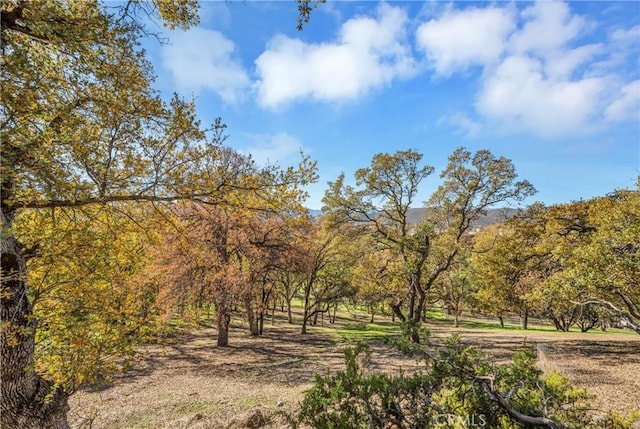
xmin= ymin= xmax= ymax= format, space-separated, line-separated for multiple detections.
xmin=311 ymin=304 xmax=637 ymax=341
xmin=159 ymin=300 xmax=636 ymax=348
xmin=121 ymin=400 xmax=222 ymax=429
xmin=430 ymin=314 xmax=637 ymax=336
xmin=169 ymin=400 xmax=222 ymax=416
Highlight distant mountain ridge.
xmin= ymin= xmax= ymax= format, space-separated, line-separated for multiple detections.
xmin=308 ymin=207 xmax=519 ymax=229
xmin=406 ymin=207 xmax=519 ymax=227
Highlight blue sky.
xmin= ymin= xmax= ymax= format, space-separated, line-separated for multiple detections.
xmin=143 ymin=1 xmax=639 ymax=210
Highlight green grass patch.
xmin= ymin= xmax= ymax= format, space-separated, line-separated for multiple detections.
xmin=425 ymin=310 xmax=638 ymax=336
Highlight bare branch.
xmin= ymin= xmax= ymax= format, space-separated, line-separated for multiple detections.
xmin=475 ymin=377 xmax=559 ymax=429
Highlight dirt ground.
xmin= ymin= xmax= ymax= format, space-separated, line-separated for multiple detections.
xmin=68 ymin=317 xmax=640 ymax=428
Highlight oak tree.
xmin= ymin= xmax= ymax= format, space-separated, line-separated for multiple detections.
xmin=323 ymin=148 xmax=534 ymax=342
xmin=1 ymin=1 xmax=316 ymax=427
xmin=566 ymin=190 xmax=640 ymax=333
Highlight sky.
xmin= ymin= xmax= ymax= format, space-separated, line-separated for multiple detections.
xmin=142 ymin=0 xmax=639 ymax=210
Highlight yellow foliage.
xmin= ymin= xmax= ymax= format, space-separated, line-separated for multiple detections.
xmin=13 ymin=206 xmax=158 ymax=392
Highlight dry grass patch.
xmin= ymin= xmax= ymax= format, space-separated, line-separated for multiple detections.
xmin=69 ymin=317 xmax=640 ymax=428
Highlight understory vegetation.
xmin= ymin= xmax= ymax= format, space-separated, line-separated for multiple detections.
xmin=296 ymin=335 xmax=638 ymax=429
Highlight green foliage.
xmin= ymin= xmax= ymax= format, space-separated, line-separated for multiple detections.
xmin=323 ymin=148 xmax=535 ymax=343
xmin=385 ymin=322 xmax=431 ymax=357
xmin=470 ymin=190 xmax=640 ymax=334
xmin=14 ymin=207 xmax=159 ymax=392
xmin=296 ymin=0 xmax=327 ymax=30
xmin=597 ymin=411 xmax=640 ymax=429
xmin=296 ymin=336 xmax=599 ymax=429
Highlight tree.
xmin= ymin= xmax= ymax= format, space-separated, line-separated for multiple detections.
xmin=434 ymin=250 xmax=473 ymax=328
xmin=323 ymin=149 xmax=434 ymax=341
xmin=296 ymin=0 xmax=326 ymax=30
xmin=471 ymin=192 xmax=640 ymax=334
xmin=153 ymin=204 xmax=248 ymax=347
xmin=352 ymin=244 xmax=401 ymax=323
xmin=299 ymin=219 xmax=353 ymax=334
xmin=530 ymin=201 xmax=599 ymax=331
xmin=241 ymin=213 xmax=308 ymax=335
xmin=470 ymin=208 xmax=546 ymax=329
xmin=153 ymin=186 xmax=310 ymax=344
xmin=1 ymin=1 xmax=316 ymax=427
xmin=14 ymin=206 xmax=158 ymax=393
xmin=566 ymin=190 xmax=640 ymax=333
xmin=323 ymin=148 xmax=534 ymax=342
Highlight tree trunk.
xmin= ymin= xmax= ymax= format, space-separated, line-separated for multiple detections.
xmin=407 ymin=319 xmax=421 ymax=343
xmin=287 ymin=296 xmax=293 ymax=324
xmin=271 ymin=296 xmax=276 ymax=326
xmin=1 ymin=206 xmax=71 ymax=429
xmin=454 ymin=311 xmax=460 ymax=328
xmin=301 ymin=277 xmax=314 ymax=334
xmin=520 ymin=308 xmax=529 ymax=330
xmin=301 ymin=310 xmax=308 ymax=334
xmin=216 ymin=301 xmax=231 ymax=346
xmin=390 ymin=301 xmax=404 ymax=323
xmin=408 ymin=284 xmax=427 ymax=343
xmin=301 ymin=289 xmax=310 ymax=334
xmin=498 ymin=315 xmax=505 ymax=328
xmin=245 ymin=296 xmax=259 ymax=336
xmin=407 ymin=278 xmax=417 ymax=322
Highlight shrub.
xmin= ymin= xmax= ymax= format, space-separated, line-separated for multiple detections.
xmin=295 ymin=336 xmax=613 ymax=429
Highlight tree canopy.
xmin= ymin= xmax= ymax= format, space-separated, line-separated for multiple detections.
xmin=323 ymin=147 xmax=535 ymax=341
xmin=1 ymin=1 xmax=316 ymax=427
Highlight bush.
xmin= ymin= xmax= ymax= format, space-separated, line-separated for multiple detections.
xmin=294 ymin=335 xmax=633 ymax=429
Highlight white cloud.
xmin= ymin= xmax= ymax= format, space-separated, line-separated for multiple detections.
xmin=605 ymin=80 xmax=640 ymax=122
xmin=161 ymin=28 xmax=250 ymax=103
xmin=592 ymin=25 xmax=640 ymax=75
xmin=239 ymin=132 xmax=304 ymax=166
xmin=543 ymin=44 xmax=603 ymax=80
xmin=476 ymin=55 xmax=607 ymax=138
xmin=420 ymin=1 xmax=637 ymax=139
xmin=416 ymin=6 xmax=515 ymax=76
xmin=254 ymin=3 xmax=416 ymax=109
xmin=441 ymin=112 xmax=483 ymax=138
xmin=509 ymin=1 xmax=586 ymax=56
xmin=610 ymin=25 xmax=640 ymax=45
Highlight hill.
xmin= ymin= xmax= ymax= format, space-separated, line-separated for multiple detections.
xmin=309 ymin=207 xmax=519 ymax=229
xmin=406 ymin=207 xmax=519 ymax=227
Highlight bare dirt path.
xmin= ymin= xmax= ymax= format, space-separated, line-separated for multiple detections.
xmin=69 ymin=319 xmax=640 ymax=428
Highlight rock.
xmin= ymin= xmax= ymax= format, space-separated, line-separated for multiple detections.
xmin=276 ymin=399 xmax=285 ymax=407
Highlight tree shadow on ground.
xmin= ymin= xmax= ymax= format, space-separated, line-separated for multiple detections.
xmin=84 ymin=323 xmax=346 ymax=392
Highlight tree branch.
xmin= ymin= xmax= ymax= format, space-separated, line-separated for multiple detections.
xmin=474 ymin=377 xmax=559 ymax=429
xmin=570 ymin=299 xmax=640 ymax=334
